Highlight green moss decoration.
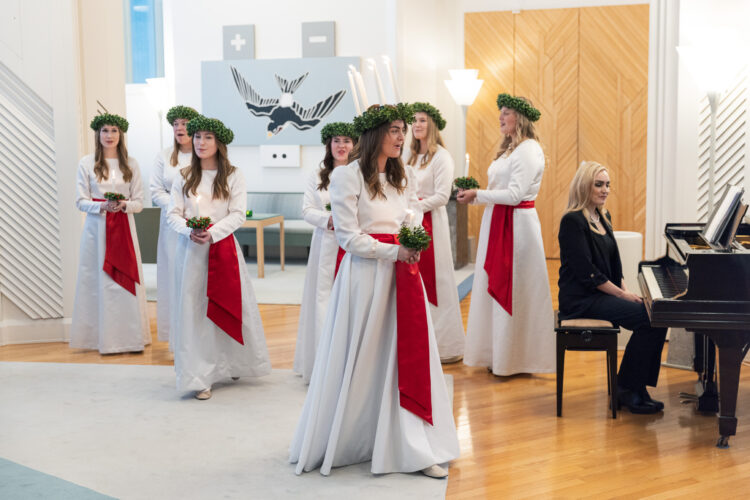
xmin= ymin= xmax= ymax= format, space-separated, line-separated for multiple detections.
xmin=353 ymin=103 xmax=415 ymax=135
xmin=496 ymin=93 xmax=541 ymax=122
xmin=320 ymin=122 xmax=358 ymax=144
xmin=186 ymin=216 xmax=212 ymax=230
xmin=454 ymin=176 xmax=480 ymax=189
xmin=398 ymin=225 xmax=431 ymax=252
xmin=166 ymin=105 xmax=200 ymax=125
xmin=103 ymin=192 xmax=126 ymax=201
xmin=411 ymin=102 xmax=446 ymax=130
xmin=90 ymin=113 xmax=129 ymax=133
xmin=186 ymin=116 xmax=234 ymax=145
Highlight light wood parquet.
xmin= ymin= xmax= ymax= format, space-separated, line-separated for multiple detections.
xmin=3 ymin=260 xmax=750 ymax=497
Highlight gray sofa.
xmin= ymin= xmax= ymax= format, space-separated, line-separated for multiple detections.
xmin=234 ymin=192 xmax=313 ymax=258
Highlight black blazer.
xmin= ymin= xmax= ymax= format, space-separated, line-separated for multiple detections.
xmin=557 ymin=208 xmax=623 ymax=319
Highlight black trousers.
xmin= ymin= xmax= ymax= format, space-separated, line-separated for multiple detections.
xmin=581 ymin=294 xmax=668 ymax=391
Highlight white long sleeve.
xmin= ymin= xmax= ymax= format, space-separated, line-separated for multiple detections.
xmin=149 ymin=152 xmax=171 ymax=210
xmin=167 ymin=177 xmax=192 ymax=237
xmin=206 ymin=171 xmax=247 ymax=243
xmin=330 ymin=164 xmax=400 ymax=262
xmin=417 ymin=148 xmax=454 ymax=213
xmin=302 ymin=169 xmax=330 ymax=230
xmin=123 ymin=159 xmax=143 ymax=214
xmin=475 ymin=141 xmax=544 ymax=206
xmin=75 ymin=158 xmax=104 ymax=214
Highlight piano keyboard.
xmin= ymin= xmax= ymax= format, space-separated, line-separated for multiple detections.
xmin=641 ymin=264 xmax=688 ymax=300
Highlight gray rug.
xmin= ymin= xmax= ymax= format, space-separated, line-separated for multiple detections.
xmin=0 ymin=362 xmax=450 ymax=499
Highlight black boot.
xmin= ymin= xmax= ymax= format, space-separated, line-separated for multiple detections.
xmin=638 ymin=387 xmax=664 ymax=411
xmin=617 ymin=387 xmax=659 ymax=414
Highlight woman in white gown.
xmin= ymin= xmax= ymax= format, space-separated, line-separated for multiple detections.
xmin=458 ymin=94 xmax=554 ymax=376
xmin=293 ymin=122 xmax=357 ymax=383
xmin=149 ymin=105 xmax=199 ymax=348
xmin=290 ymin=104 xmax=459 ymax=478
xmin=407 ymin=102 xmax=465 ymax=363
xmin=71 ymin=113 xmax=150 ymax=353
xmin=167 ymin=116 xmax=271 ymax=400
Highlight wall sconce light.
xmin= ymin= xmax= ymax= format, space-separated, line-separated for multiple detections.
xmin=444 ymin=69 xmax=483 ymax=107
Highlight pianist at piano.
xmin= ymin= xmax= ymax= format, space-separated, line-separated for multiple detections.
xmin=558 ymin=161 xmax=668 ymax=415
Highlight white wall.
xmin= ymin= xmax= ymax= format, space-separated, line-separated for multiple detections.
xmin=0 ymin=0 xmax=82 ymax=342
xmin=152 ymin=0 xmax=400 ymax=194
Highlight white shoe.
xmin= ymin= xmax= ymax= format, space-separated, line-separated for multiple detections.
xmin=421 ymin=464 xmax=448 ymax=478
xmin=440 ymin=354 xmax=463 ymax=364
xmin=195 ymin=389 xmax=212 ymax=400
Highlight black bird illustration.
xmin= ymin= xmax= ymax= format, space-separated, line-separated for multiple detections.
xmin=230 ymin=66 xmax=346 ymax=137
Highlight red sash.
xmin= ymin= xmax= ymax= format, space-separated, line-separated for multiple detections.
xmin=484 ymin=200 xmax=535 ymax=315
xmin=206 ymin=228 xmax=244 ymax=345
xmin=94 ymin=198 xmax=139 ymax=295
xmin=417 ymin=211 xmax=437 ymax=306
xmin=337 ymin=233 xmax=433 ymax=424
xmin=334 ymin=246 xmax=345 ymax=278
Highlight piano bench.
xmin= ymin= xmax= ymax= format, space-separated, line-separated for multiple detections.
xmin=555 ymin=313 xmax=620 ymax=419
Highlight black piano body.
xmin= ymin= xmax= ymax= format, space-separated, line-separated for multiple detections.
xmin=638 ymin=222 xmax=750 ymax=447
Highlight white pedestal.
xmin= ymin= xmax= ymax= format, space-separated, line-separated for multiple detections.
xmin=614 ymin=231 xmax=643 ymax=348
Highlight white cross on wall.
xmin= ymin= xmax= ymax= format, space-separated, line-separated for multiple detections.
xmin=230 ymin=33 xmax=246 ymax=51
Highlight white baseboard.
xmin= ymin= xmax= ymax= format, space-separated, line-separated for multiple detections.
xmin=0 ymin=318 xmax=71 ymax=346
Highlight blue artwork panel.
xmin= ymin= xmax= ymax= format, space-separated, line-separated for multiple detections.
xmin=202 ymin=57 xmax=360 ymax=145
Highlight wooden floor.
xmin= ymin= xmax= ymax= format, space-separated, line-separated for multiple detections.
xmin=2 ymin=260 xmax=750 ymax=497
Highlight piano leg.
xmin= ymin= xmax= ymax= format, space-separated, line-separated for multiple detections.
xmin=712 ymin=331 xmax=750 ymax=449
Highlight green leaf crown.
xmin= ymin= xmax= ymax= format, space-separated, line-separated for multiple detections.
xmin=166 ymin=105 xmax=200 ymax=125
xmin=320 ymin=122 xmax=358 ymax=144
xmin=496 ymin=93 xmax=541 ymax=122
xmin=411 ymin=102 xmax=446 ymax=130
xmin=90 ymin=113 xmax=129 ymax=133
xmin=186 ymin=116 xmax=234 ymax=145
xmin=353 ymin=103 xmax=415 ymax=135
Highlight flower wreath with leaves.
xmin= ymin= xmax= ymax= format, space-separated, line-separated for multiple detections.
xmin=496 ymin=93 xmax=541 ymax=122
xmin=186 ymin=116 xmax=234 ymax=145
xmin=90 ymin=113 xmax=129 ymax=133
xmin=166 ymin=105 xmax=200 ymax=126
xmin=411 ymin=101 xmax=446 ymax=130
xmin=320 ymin=122 xmax=359 ymax=144
xmin=353 ymin=103 xmax=415 ymax=135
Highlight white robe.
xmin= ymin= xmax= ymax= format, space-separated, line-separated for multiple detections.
xmin=463 ymin=139 xmax=555 ymax=375
xmin=167 ymin=168 xmax=271 ymax=392
xmin=293 ymin=168 xmax=339 ymax=383
xmin=290 ymin=162 xmax=460 ymax=475
xmin=409 ymin=146 xmax=466 ymax=359
xmin=70 ymin=155 xmax=150 ymax=353
xmin=149 ymin=147 xmax=192 ymax=347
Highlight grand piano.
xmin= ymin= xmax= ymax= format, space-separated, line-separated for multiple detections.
xmin=638 ymin=221 xmax=750 ymax=447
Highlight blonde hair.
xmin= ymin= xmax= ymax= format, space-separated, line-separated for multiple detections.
xmin=169 ymin=138 xmax=181 ymax=166
xmin=93 ymin=127 xmax=132 ymax=184
xmin=496 ymin=97 xmax=541 ymax=159
xmin=407 ymin=113 xmax=444 ymax=168
xmin=565 ymin=161 xmax=612 ymax=227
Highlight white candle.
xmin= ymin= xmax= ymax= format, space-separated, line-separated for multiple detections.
xmin=195 ymin=195 xmax=201 ymax=218
xmin=347 ymin=70 xmax=362 ymax=115
xmin=382 ymin=55 xmax=400 ymax=102
xmin=354 ymin=69 xmax=369 ymax=108
xmin=368 ymin=58 xmax=386 ymax=104
xmin=404 ymin=208 xmax=415 ymax=228
xmin=465 ymin=153 xmax=470 ymax=177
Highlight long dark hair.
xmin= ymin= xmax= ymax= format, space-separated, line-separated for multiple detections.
xmin=181 ymin=141 xmax=236 ymax=200
xmin=318 ymin=137 xmax=356 ymax=190
xmin=351 ymin=121 xmax=406 ymax=199
xmin=93 ymin=127 xmax=133 ymax=183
